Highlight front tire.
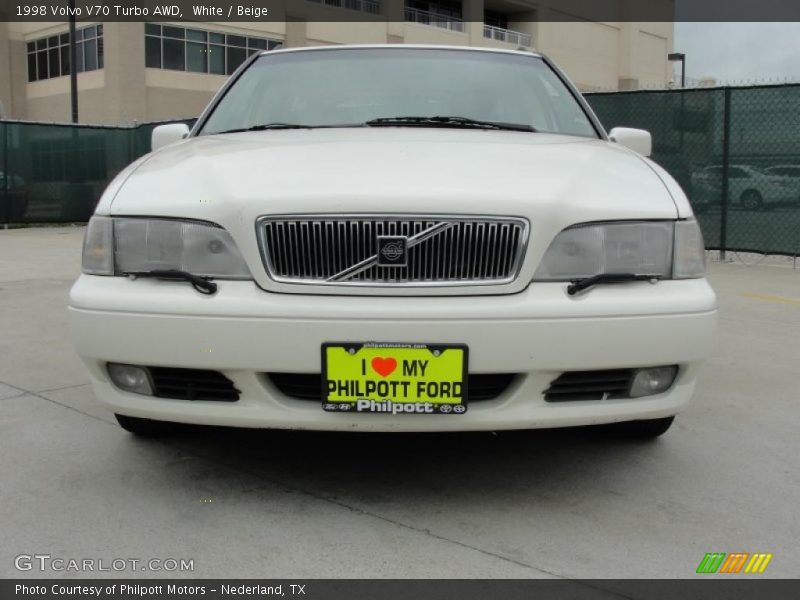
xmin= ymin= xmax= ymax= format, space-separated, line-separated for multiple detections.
xmin=598 ymin=416 xmax=675 ymax=439
xmin=115 ymin=414 xmax=178 ymax=438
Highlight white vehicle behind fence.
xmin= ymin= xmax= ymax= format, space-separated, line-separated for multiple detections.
xmin=764 ymin=164 xmax=800 ymax=188
xmin=692 ymin=164 xmax=800 ymax=210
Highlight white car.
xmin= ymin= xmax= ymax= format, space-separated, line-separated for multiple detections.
xmin=765 ymin=165 xmax=800 ymax=177
xmin=69 ymin=46 xmax=717 ymax=439
xmin=764 ymin=164 xmax=800 ymax=195
xmin=692 ymin=164 xmax=799 ymax=210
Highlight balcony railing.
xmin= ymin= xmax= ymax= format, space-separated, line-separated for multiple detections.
xmin=308 ymin=0 xmax=382 ymax=15
xmin=483 ymin=24 xmax=533 ymax=47
xmin=405 ymin=7 xmax=466 ymax=33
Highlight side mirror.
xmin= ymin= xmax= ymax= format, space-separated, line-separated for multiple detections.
xmin=608 ymin=127 xmax=652 ymax=157
xmin=151 ymin=123 xmax=190 ymax=152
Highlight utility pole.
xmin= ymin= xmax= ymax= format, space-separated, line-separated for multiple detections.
xmin=668 ymin=52 xmax=687 ymax=154
xmin=68 ymin=0 xmax=78 ymax=123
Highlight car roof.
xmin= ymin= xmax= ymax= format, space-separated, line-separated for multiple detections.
xmin=259 ymin=44 xmax=543 ymax=60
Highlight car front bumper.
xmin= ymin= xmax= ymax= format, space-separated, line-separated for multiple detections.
xmin=68 ymin=276 xmax=717 ymax=432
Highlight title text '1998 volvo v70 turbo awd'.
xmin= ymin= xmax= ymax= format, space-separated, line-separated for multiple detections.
xmin=69 ymin=46 xmax=717 ymax=439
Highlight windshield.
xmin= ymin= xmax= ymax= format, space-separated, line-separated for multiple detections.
xmin=198 ymin=48 xmax=599 ymax=138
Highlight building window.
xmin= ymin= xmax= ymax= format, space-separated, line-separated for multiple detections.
xmin=307 ymin=0 xmax=382 ymax=15
xmin=145 ymin=24 xmax=280 ymax=75
xmin=26 ymin=25 xmax=104 ymax=82
xmin=404 ymin=0 xmax=465 ymax=32
xmin=483 ymin=10 xmax=509 ymax=29
xmin=406 ymin=0 xmax=462 ymax=20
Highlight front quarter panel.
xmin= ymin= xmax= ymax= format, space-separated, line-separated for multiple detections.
xmin=643 ymin=157 xmax=695 ymax=218
xmin=94 ymin=152 xmax=161 ymax=215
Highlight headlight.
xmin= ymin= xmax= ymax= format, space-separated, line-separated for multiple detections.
xmin=81 ymin=215 xmax=114 ymax=275
xmin=534 ymin=220 xmax=705 ymax=281
xmin=81 ymin=217 xmax=251 ymax=279
xmin=672 ymin=219 xmax=706 ymax=279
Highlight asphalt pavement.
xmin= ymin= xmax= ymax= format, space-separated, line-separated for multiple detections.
xmin=1 ymin=226 xmax=798 ymax=579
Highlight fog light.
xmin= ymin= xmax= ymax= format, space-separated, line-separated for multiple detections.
xmin=629 ymin=366 xmax=678 ymax=398
xmin=107 ymin=363 xmax=153 ymax=396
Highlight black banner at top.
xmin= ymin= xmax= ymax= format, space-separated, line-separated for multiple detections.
xmin=1 ymin=0 xmax=800 ymax=22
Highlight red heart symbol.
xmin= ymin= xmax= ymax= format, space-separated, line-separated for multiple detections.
xmin=371 ymin=357 xmax=397 ymax=378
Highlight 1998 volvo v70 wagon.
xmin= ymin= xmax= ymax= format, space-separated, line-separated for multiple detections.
xmin=69 ymin=46 xmax=717 ymax=439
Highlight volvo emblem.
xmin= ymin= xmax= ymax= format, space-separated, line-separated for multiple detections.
xmin=377 ymin=236 xmax=408 ymax=267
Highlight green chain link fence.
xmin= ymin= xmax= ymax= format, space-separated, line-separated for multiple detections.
xmin=0 ymin=118 xmax=195 ymax=225
xmin=586 ymin=84 xmax=800 ymax=256
xmin=2 ymin=84 xmax=800 ymax=256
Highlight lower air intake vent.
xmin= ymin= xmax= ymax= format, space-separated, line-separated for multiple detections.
xmin=149 ymin=367 xmax=240 ymax=402
xmin=544 ymin=369 xmax=634 ymax=402
xmin=268 ymin=373 xmax=517 ymax=402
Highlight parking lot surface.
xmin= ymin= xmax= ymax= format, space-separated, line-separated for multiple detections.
xmin=1 ymin=226 xmax=798 ymax=578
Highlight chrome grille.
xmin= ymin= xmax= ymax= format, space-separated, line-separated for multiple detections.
xmin=257 ymin=215 xmax=529 ymax=286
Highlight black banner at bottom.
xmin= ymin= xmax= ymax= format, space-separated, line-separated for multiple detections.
xmin=4 ymin=580 xmax=800 ymax=600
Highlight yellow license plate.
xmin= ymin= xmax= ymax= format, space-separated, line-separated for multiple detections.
xmin=322 ymin=343 xmax=468 ymax=415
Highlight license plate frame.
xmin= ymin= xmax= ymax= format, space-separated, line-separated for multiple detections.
xmin=321 ymin=342 xmax=469 ymax=415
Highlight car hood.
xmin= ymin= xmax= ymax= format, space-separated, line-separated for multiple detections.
xmin=104 ymin=128 xmax=681 ymax=295
xmin=108 ymin=128 xmax=678 ymax=222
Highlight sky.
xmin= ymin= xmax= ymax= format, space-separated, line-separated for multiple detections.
xmin=674 ymin=23 xmax=800 ymax=85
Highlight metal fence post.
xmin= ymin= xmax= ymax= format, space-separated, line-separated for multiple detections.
xmin=2 ymin=121 xmax=8 ymax=227
xmin=719 ymin=87 xmax=732 ymax=260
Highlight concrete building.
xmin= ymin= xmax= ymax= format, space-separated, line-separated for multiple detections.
xmin=0 ymin=0 xmax=674 ymax=125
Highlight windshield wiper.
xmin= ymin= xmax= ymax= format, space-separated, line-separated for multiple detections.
xmin=365 ymin=116 xmax=537 ymax=133
xmin=124 ymin=270 xmax=218 ymax=295
xmin=213 ymin=117 xmax=536 ymax=135
xmin=567 ymin=273 xmax=662 ymax=296
xmin=213 ymin=123 xmax=363 ymax=135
